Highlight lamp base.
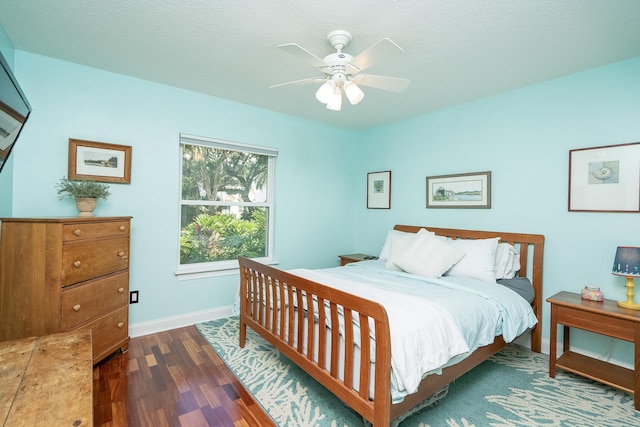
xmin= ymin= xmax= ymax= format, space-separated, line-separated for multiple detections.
xmin=617 ymin=300 xmax=640 ymax=310
xmin=618 ymin=276 xmax=640 ymax=310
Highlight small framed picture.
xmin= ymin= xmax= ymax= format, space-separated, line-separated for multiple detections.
xmin=367 ymin=171 xmax=391 ymax=209
xmin=426 ymin=171 xmax=491 ymax=209
xmin=569 ymin=142 xmax=640 ymax=212
xmin=68 ymin=139 xmax=132 ymax=184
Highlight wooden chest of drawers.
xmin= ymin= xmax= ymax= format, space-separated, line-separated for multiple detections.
xmin=0 ymin=216 xmax=132 ymax=364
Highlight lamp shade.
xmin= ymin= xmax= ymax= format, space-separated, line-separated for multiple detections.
xmin=326 ymin=87 xmax=342 ymax=111
xmin=343 ymin=80 xmax=364 ymax=105
xmin=315 ymin=80 xmax=336 ymax=104
xmin=612 ymin=246 xmax=640 ymax=277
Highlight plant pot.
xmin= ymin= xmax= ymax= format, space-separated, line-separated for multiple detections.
xmin=75 ymin=198 xmax=97 ymax=217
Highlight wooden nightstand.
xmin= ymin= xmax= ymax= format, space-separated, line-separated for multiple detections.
xmin=338 ymin=253 xmax=378 ymax=266
xmin=547 ymin=291 xmax=640 ymax=410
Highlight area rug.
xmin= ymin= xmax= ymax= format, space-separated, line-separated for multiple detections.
xmin=196 ymin=317 xmax=640 ymax=427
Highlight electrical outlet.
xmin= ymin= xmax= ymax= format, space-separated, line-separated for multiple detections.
xmin=130 ymin=290 xmax=139 ymax=304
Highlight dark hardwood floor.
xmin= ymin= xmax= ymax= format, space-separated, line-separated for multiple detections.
xmin=93 ymin=326 xmax=275 ymax=427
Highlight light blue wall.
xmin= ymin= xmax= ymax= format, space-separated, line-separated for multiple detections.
xmin=6 ymin=44 xmax=640 ymax=365
xmin=10 ymin=51 xmax=359 ymax=324
xmin=355 ymin=56 xmax=640 ymax=364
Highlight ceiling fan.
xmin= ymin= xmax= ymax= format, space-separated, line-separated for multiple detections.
xmin=271 ymin=30 xmax=410 ymax=111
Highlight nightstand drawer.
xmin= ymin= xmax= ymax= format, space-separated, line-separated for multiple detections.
xmin=62 ymin=220 xmax=130 ymax=242
xmin=61 ymin=272 xmax=129 ymax=330
xmin=61 ymin=237 xmax=129 ymax=286
xmin=557 ymin=305 xmax=635 ymax=341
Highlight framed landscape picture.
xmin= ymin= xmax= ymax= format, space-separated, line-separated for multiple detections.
xmin=68 ymin=139 xmax=132 ymax=184
xmin=426 ymin=171 xmax=491 ymax=209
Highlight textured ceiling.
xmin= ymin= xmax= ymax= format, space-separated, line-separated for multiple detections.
xmin=1 ymin=0 xmax=640 ymax=130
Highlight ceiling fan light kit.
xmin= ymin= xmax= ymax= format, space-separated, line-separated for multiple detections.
xmin=343 ymin=80 xmax=364 ymax=105
xmin=315 ymin=80 xmax=335 ymax=103
xmin=326 ymin=87 xmax=342 ymax=111
xmin=273 ymin=30 xmax=410 ymax=112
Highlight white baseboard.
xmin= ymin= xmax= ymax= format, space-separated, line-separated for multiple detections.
xmin=129 ymin=305 xmax=233 ymax=338
xmin=512 ymin=330 xmax=550 ymax=354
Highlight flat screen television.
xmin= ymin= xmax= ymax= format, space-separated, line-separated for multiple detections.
xmin=0 ymin=50 xmax=31 ymax=175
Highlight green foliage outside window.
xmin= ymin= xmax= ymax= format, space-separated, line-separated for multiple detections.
xmin=179 ymin=209 xmax=267 ymax=264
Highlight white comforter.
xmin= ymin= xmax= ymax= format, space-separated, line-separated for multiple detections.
xmin=288 ymin=260 xmax=537 ymax=401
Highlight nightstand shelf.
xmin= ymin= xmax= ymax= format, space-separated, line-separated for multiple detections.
xmin=547 ymin=291 xmax=640 ymax=410
xmin=556 ymin=351 xmax=634 ymax=394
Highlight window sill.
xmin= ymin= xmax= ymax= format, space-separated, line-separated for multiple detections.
xmin=175 ymin=257 xmax=278 ymax=281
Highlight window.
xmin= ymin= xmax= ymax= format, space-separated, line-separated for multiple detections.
xmin=177 ymin=134 xmax=277 ymax=276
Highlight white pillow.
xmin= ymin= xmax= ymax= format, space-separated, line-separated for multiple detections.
xmin=384 ymin=229 xmax=427 ymax=270
xmin=395 ymin=231 xmax=466 ymax=278
xmin=494 ymin=243 xmax=520 ymax=279
xmin=379 ymin=230 xmax=411 ymax=261
xmin=444 ymin=237 xmax=500 ymax=283
xmin=379 ymin=229 xmax=430 ymax=262
xmin=505 ymin=247 xmax=521 ymax=279
xmin=494 ymin=243 xmax=512 ymax=279
xmin=385 ymin=229 xmax=423 ymax=270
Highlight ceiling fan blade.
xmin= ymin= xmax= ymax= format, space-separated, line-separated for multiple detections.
xmin=278 ymin=43 xmax=330 ymax=71
xmin=352 ymin=74 xmax=410 ymax=93
xmin=349 ymin=38 xmax=403 ymax=72
xmin=270 ymin=77 xmax=325 ymax=89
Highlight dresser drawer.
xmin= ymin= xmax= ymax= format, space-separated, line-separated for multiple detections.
xmin=61 ymin=272 xmax=129 ymax=330
xmin=61 ymin=237 xmax=129 ymax=286
xmin=74 ymin=305 xmax=128 ymax=363
xmin=62 ymin=220 xmax=130 ymax=242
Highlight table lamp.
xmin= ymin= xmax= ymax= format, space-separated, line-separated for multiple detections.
xmin=612 ymin=246 xmax=640 ymax=310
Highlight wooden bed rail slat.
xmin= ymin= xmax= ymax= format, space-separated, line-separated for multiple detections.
xmin=278 ymin=280 xmax=285 ymax=341
xmin=519 ymin=244 xmax=529 ymax=277
xmin=250 ymin=271 xmax=258 ymax=322
xmin=269 ymin=278 xmax=277 ymax=333
xmin=296 ymin=288 xmax=304 ymax=353
xmin=286 ymin=284 xmax=294 ymax=345
xmin=344 ymin=309 xmax=354 ymax=389
xmin=305 ymin=292 xmax=315 ymax=361
xmin=329 ymin=302 xmax=340 ymax=378
xmin=359 ymin=312 xmax=371 ymax=400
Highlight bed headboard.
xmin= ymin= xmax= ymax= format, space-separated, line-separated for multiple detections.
xmin=393 ymin=225 xmax=544 ymax=352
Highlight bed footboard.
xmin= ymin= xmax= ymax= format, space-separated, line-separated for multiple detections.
xmin=238 ymin=256 xmax=392 ymax=426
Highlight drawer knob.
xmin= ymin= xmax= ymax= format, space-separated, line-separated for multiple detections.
xmin=73 ymin=304 xmax=81 ymax=312
xmin=118 ymin=251 xmax=128 ymax=259
xmin=118 ymin=287 xmax=124 ymax=293
xmin=74 ymin=229 xmax=82 ymax=236
xmin=119 ymin=226 xmax=126 ymax=232
xmin=117 ymin=322 xmax=124 ymax=328
xmin=73 ymin=260 xmax=81 ymax=268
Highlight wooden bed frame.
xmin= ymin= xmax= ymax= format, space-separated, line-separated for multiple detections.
xmin=238 ymin=225 xmax=544 ymax=426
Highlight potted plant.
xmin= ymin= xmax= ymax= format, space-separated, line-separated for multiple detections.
xmin=56 ymin=177 xmax=111 ymax=217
